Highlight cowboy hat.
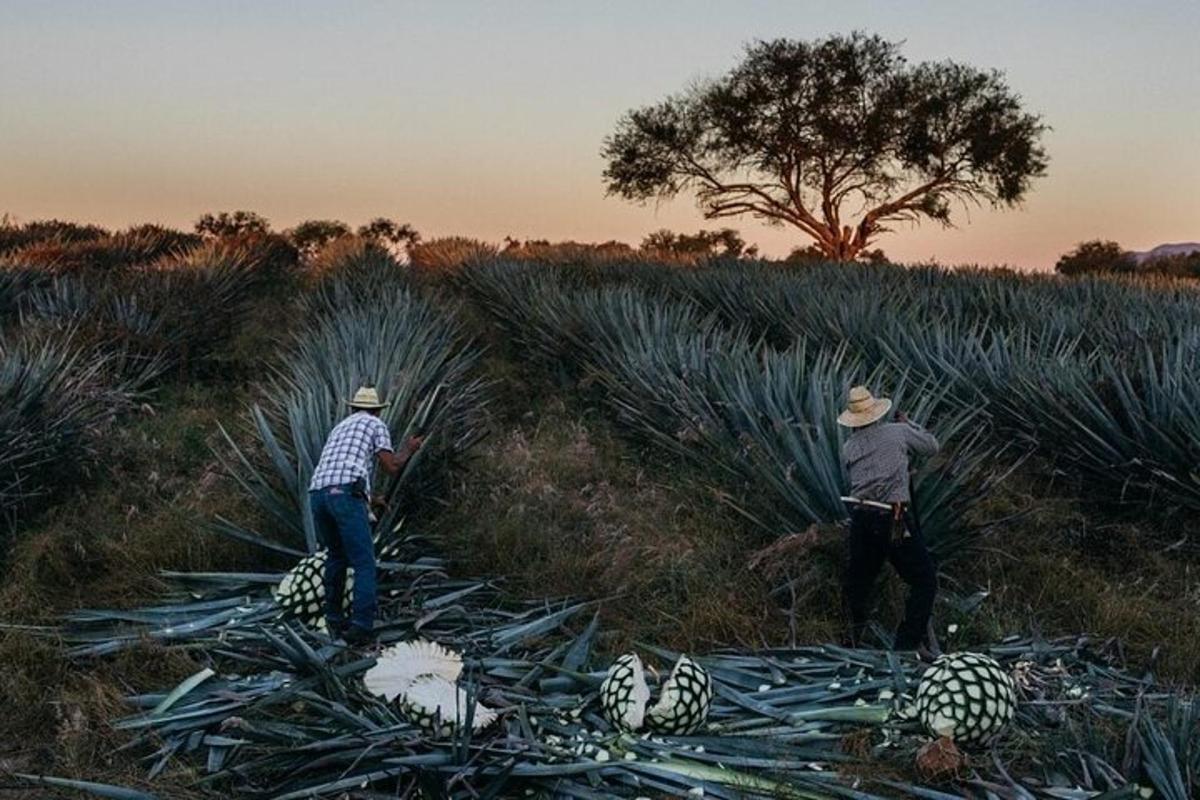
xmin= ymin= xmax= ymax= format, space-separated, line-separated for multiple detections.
xmin=347 ymin=386 xmax=390 ymax=410
xmin=837 ymin=385 xmax=893 ymax=428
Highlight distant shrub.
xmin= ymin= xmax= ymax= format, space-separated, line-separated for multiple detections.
xmin=1055 ymin=240 xmax=1136 ymax=276
xmin=640 ymin=228 xmax=758 ymax=261
xmin=409 ymin=236 xmax=499 ymax=273
xmin=0 ymin=218 xmax=109 ymax=255
xmin=501 ymin=238 xmax=638 ymax=265
xmin=194 ymin=210 xmax=271 ymax=239
xmin=1144 ymin=251 xmax=1200 ymax=279
xmin=357 ymin=218 xmax=420 ymax=251
xmin=8 ymin=226 xmax=197 ymax=273
xmin=286 ymin=219 xmax=352 ymax=258
xmin=784 ymin=244 xmax=888 ymax=265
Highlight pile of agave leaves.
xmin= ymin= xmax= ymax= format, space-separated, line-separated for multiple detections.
xmin=21 ymin=526 xmax=1196 ymax=800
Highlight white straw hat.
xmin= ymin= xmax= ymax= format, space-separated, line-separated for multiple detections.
xmin=837 ymin=385 xmax=893 ymax=428
xmin=347 ymin=386 xmax=390 ymax=410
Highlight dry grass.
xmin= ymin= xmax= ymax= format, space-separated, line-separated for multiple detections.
xmin=430 ymin=356 xmax=838 ymax=654
xmin=954 ymin=478 xmax=1200 ymax=682
xmin=0 ymin=386 xmax=263 ymax=762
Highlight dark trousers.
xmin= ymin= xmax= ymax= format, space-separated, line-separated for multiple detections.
xmin=844 ymin=506 xmax=937 ymax=650
xmin=309 ymin=485 xmax=377 ymax=633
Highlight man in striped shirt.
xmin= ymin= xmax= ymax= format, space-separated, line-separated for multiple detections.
xmin=309 ymin=386 xmax=422 ymax=645
xmin=837 ymin=385 xmax=940 ymax=651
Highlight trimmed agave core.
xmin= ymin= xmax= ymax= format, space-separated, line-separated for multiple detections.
xmin=363 ymin=639 xmax=497 ymax=737
xmin=599 ymin=653 xmax=712 ymax=735
xmin=273 ymin=541 xmax=404 ymax=631
xmin=272 ymin=551 xmax=353 ymax=630
xmin=915 ymin=651 xmax=1016 ymax=747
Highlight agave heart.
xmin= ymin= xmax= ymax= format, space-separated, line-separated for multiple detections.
xmin=914 ymin=651 xmax=1016 ymax=747
xmin=363 ymin=638 xmax=496 ymax=737
xmin=599 ymin=653 xmax=712 ymax=735
xmin=272 ymin=551 xmax=353 ymax=631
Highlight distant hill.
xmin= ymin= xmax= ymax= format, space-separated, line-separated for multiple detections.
xmin=1132 ymin=242 xmax=1200 ymax=264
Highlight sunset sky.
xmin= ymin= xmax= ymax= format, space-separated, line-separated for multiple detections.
xmin=1 ymin=0 xmax=1197 ymax=268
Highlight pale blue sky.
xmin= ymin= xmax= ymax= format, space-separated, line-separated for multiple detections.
xmin=1 ymin=0 xmax=1197 ymax=266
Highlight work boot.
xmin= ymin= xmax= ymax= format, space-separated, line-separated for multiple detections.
xmin=343 ymin=625 xmax=377 ymax=647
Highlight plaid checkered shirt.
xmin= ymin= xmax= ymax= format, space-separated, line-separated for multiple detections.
xmin=309 ymin=412 xmax=394 ymax=492
xmin=842 ymin=421 xmax=939 ymax=504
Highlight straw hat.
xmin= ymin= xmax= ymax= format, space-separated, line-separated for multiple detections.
xmin=348 ymin=386 xmax=390 ymax=410
xmin=837 ymin=385 xmax=893 ymax=428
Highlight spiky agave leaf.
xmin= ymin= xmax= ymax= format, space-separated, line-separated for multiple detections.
xmin=0 ymin=330 xmax=136 ymax=532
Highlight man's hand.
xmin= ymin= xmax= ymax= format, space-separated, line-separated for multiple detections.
xmin=378 ymin=435 xmax=424 ymax=476
xmin=370 ymin=494 xmax=388 ymax=512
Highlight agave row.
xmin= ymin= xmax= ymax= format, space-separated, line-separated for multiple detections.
xmin=460 ymin=258 xmax=1200 ymax=515
xmin=459 ymin=262 xmax=1005 ymax=559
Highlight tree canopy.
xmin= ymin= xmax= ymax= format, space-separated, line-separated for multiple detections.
xmin=603 ymin=34 xmax=1049 ymax=261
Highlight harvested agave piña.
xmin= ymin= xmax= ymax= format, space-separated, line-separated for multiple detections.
xmin=599 ymin=653 xmax=712 ymax=735
xmin=272 ymin=551 xmax=352 ymax=630
xmin=273 ymin=541 xmax=404 ymax=630
xmin=599 ymin=653 xmax=652 ymax=732
xmin=645 ymin=655 xmax=713 ymax=735
xmin=914 ymin=652 xmax=1016 ymax=746
xmin=364 ymin=638 xmax=496 ymax=737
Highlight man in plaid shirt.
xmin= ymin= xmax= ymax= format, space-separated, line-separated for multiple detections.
xmin=309 ymin=386 xmax=422 ymax=645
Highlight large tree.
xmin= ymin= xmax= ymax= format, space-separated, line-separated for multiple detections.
xmin=602 ymin=34 xmax=1049 ymax=261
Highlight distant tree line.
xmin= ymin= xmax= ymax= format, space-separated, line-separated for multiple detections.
xmin=0 ymin=212 xmax=423 ymax=272
xmin=1055 ymin=240 xmax=1200 ymax=278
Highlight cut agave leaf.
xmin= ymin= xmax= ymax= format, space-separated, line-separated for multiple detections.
xmin=364 ymin=638 xmax=464 ymax=701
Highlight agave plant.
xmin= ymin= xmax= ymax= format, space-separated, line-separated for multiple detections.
xmin=0 ymin=331 xmax=134 ymax=534
xmin=217 ymin=270 xmax=487 ymax=552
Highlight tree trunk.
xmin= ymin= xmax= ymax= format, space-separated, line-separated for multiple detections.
xmin=814 ymin=225 xmax=865 ymax=262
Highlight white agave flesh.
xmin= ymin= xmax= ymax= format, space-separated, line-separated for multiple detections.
xmin=364 ymin=639 xmax=464 ymax=701
xmin=402 ymin=675 xmax=497 ymax=732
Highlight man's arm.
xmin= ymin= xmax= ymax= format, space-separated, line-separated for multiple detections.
xmin=378 ymin=435 xmax=424 ymax=476
xmin=896 ymin=412 xmax=940 ymax=456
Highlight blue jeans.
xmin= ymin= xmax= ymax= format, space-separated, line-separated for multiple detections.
xmin=309 ymin=485 xmax=376 ymax=632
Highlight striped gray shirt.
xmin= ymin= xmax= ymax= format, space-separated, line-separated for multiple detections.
xmin=842 ymin=421 xmax=940 ymax=503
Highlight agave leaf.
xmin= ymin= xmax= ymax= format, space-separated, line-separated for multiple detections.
xmin=12 ymin=774 xmax=160 ymax=800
